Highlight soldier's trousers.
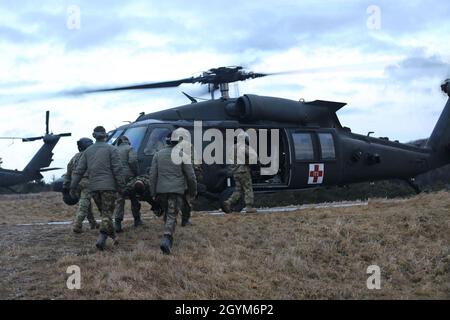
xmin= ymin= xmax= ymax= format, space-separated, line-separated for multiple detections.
xmin=228 ymin=170 xmax=254 ymax=207
xmin=158 ymin=193 xmax=183 ymax=236
xmin=181 ymin=193 xmax=192 ymax=222
xmin=114 ymin=194 xmax=141 ymax=221
xmin=74 ymin=188 xmax=96 ymax=228
xmin=91 ymin=191 xmax=117 ymax=236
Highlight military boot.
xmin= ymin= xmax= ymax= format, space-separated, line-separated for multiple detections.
xmin=110 ymin=233 xmax=119 ymax=246
xmin=72 ymin=223 xmax=83 ymax=234
xmin=134 ymin=216 xmax=144 ymax=227
xmin=160 ymin=234 xmax=173 ymax=255
xmin=90 ymin=221 xmax=100 ymax=230
xmin=114 ymin=219 xmax=123 ymax=233
xmin=95 ymin=233 xmax=108 ymax=251
xmin=222 ymin=201 xmax=231 ymax=213
xmin=243 ymin=206 xmax=257 ymax=213
xmin=181 ymin=218 xmax=192 ymax=227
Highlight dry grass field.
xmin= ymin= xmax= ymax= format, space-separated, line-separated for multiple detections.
xmin=0 ymin=191 xmax=449 ymax=299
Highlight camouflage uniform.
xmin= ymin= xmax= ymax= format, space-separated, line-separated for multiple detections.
xmin=124 ymin=175 xmax=163 ymax=217
xmin=63 ymin=152 xmax=97 ymax=231
xmin=91 ymin=191 xmax=117 ymax=236
xmin=149 ymin=144 xmax=197 ymax=254
xmin=158 ymin=193 xmax=184 ymax=235
xmin=125 ymin=175 xmax=152 ymax=201
xmin=113 ymin=140 xmax=141 ymax=226
xmin=71 ymin=139 xmax=125 ymax=241
xmin=224 ymin=142 xmax=257 ymax=211
xmin=181 ymin=147 xmax=203 ymax=225
xmin=227 ymin=166 xmax=254 ymax=207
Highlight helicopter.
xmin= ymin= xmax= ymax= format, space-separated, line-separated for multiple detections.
xmin=0 ymin=111 xmax=71 ymax=190
xmin=54 ymin=66 xmax=450 ymax=212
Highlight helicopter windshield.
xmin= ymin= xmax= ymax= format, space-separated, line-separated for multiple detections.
xmin=122 ymin=126 xmax=147 ymax=150
xmin=144 ymin=128 xmax=171 ymax=156
xmin=107 ymin=130 xmax=123 ymax=145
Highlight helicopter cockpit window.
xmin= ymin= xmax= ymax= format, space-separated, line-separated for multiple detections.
xmin=107 ymin=130 xmax=124 ymax=145
xmin=144 ymin=128 xmax=171 ymax=156
xmin=318 ymin=133 xmax=336 ymax=160
xmin=122 ymin=126 xmax=147 ymax=150
xmin=292 ymin=133 xmax=314 ymax=161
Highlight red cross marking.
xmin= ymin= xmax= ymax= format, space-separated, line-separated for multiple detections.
xmin=309 ymin=164 xmax=323 ymax=183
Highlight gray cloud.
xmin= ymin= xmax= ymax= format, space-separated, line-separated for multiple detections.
xmin=385 ymin=55 xmax=450 ymax=81
xmin=2 ymin=0 xmax=449 ymax=57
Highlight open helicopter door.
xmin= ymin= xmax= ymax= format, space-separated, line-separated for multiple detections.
xmin=251 ymin=128 xmax=291 ymax=190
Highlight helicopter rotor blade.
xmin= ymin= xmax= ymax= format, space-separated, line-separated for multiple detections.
xmin=67 ymin=77 xmax=202 ymax=95
xmin=22 ymin=136 xmax=44 ymax=142
xmin=56 ymin=133 xmax=72 ymax=138
xmin=0 ymin=137 xmax=24 ymax=140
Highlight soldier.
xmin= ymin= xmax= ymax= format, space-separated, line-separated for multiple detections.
xmin=70 ymin=126 xmax=126 ymax=251
xmin=122 ymin=174 xmax=164 ymax=217
xmin=174 ymin=127 xmax=202 ymax=227
xmin=113 ymin=135 xmax=143 ymax=232
xmin=149 ymin=131 xmax=197 ymax=254
xmin=223 ymin=130 xmax=258 ymax=213
xmin=63 ymin=137 xmax=98 ymax=233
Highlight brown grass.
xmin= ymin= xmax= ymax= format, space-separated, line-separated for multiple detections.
xmin=0 ymin=191 xmax=449 ymax=299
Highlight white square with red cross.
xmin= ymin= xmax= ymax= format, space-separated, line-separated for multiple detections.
xmin=308 ymin=163 xmax=324 ymax=184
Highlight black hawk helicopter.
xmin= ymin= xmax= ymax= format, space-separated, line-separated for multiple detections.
xmin=56 ymin=66 xmax=450 ymax=212
xmin=0 ymin=111 xmax=71 ymax=190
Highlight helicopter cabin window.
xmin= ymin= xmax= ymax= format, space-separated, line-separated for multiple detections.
xmin=144 ymin=128 xmax=171 ymax=156
xmin=318 ymin=133 xmax=336 ymax=160
xmin=107 ymin=130 xmax=123 ymax=145
xmin=292 ymin=133 xmax=314 ymax=161
xmin=122 ymin=126 xmax=147 ymax=151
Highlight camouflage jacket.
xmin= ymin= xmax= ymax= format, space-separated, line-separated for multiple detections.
xmin=149 ymin=146 xmax=197 ymax=197
xmin=117 ymin=142 xmax=138 ymax=180
xmin=227 ymin=144 xmax=258 ymax=174
xmin=63 ymin=152 xmax=88 ymax=190
xmin=71 ymin=141 xmax=125 ymax=192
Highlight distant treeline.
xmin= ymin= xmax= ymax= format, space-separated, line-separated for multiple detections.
xmin=0 ymin=179 xmax=53 ymax=194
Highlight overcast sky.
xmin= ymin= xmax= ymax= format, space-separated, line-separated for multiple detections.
xmin=0 ymin=0 xmax=449 ymax=181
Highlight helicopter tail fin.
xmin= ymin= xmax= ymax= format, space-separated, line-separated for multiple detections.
xmin=426 ymin=80 xmax=450 ymax=167
xmin=23 ymin=136 xmax=60 ymax=175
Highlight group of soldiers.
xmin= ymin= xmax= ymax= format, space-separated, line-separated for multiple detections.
xmin=62 ymin=125 xmax=256 ymax=254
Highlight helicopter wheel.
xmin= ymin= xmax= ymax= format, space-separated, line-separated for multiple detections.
xmin=219 ymin=187 xmax=245 ymax=213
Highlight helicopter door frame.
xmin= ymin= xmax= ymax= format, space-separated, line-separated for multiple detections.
xmin=313 ymin=129 xmax=340 ymax=186
xmin=288 ymin=128 xmax=339 ymax=188
xmin=288 ymin=129 xmax=320 ymax=189
xmin=246 ymin=127 xmax=291 ymax=190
